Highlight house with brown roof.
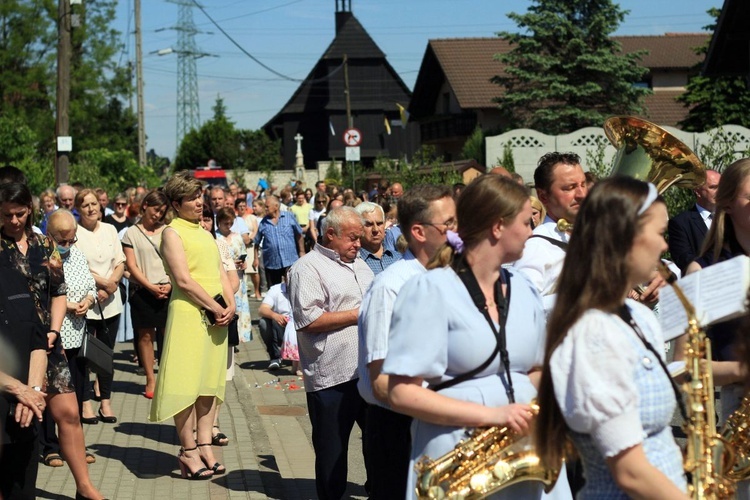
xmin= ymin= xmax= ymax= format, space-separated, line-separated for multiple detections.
xmin=409 ymin=34 xmax=709 ymax=161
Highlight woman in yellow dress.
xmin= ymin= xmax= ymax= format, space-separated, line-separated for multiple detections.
xmin=149 ymin=172 xmax=236 ymax=480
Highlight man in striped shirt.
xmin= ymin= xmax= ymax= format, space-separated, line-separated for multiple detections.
xmin=289 ymin=207 xmax=374 ymax=500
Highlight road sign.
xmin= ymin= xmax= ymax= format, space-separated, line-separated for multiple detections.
xmin=346 ymin=146 xmax=360 ymax=162
xmin=343 ymin=128 xmax=362 ymax=147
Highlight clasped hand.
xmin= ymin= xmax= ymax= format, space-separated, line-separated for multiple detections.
xmin=211 ymin=301 xmax=236 ymax=327
xmin=12 ymin=384 xmax=47 ymax=427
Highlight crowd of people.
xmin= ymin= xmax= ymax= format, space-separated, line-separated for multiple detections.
xmin=2 ymin=151 xmax=750 ymax=500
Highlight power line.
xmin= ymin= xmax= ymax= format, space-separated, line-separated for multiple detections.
xmin=190 ymin=0 xmax=344 ymax=83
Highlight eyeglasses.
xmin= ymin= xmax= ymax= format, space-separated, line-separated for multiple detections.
xmin=419 ymin=218 xmax=457 ymax=232
xmin=54 ymin=235 xmax=78 ymax=246
xmin=114 ymin=202 xmax=127 ymax=207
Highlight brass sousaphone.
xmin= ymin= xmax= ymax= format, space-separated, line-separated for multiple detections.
xmin=557 ymin=116 xmax=706 ymax=232
xmin=603 ymin=115 xmax=706 ymax=192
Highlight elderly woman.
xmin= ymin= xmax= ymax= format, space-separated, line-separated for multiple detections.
xmin=536 ymin=177 xmax=688 ymax=498
xmin=122 ymin=190 xmax=171 ymax=399
xmin=103 ymin=192 xmax=133 ymax=234
xmin=149 ymin=172 xmax=235 ymax=480
xmin=75 ymin=188 xmax=126 ymax=424
xmin=0 ymin=184 xmax=104 ymax=499
xmin=216 ymin=207 xmax=251 ymax=343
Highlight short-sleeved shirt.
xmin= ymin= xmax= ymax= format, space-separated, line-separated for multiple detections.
xmin=254 ymin=212 xmax=303 ymax=270
xmin=550 ymin=300 xmax=686 ymax=496
xmin=76 ymin=222 xmax=126 ymax=319
xmin=121 ymin=225 xmax=170 ymax=285
xmin=262 ymin=283 xmax=292 ymax=317
xmin=359 ymin=246 xmax=402 ymax=275
xmin=60 ymin=246 xmax=97 ymax=349
xmin=513 ymin=215 xmax=569 ymax=296
xmin=290 ymin=203 xmax=312 ymax=227
xmin=357 ymin=250 xmax=424 ymax=407
xmin=289 ymin=244 xmax=374 ymax=392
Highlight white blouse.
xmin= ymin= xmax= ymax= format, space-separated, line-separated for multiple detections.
xmin=60 ymin=246 xmax=97 ymax=349
xmin=76 ymin=222 xmax=126 ymax=319
xmin=550 ymin=299 xmax=666 ymax=458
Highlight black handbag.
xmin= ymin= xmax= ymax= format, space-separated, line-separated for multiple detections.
xmin=81 ymin=331 xmax=113 ymax=376
xmin=81 ymin=303 xmax=114 ymax=376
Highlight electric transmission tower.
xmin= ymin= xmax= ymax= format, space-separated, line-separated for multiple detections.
xmin=161 ymin=0 xmax=215 ymax=152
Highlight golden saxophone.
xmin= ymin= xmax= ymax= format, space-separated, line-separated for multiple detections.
xmin=413 ymin=403 xmax=560 ymax=500
xmin=659 ymin=264 xmax=736 ymax=499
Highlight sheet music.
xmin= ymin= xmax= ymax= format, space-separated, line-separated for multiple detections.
xmin=659 ymin=255 xmax=749 ymax=341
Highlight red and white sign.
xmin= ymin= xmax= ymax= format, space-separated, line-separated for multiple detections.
xmin=343 ymin=127 xmax=362 ymax=147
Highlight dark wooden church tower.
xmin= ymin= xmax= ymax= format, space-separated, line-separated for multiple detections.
xmin=263 ymin=1 xmax=419 ymax=170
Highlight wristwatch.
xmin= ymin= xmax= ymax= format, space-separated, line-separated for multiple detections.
xmin=32 ymin=386 xmax=42 ymax=392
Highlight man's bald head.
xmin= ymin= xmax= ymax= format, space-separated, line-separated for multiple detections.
xmin=489 ymin=166 xmax=512 ymax=178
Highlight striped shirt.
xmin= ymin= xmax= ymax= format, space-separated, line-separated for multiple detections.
xmin=289 ymin=244 xmax=374 ymax=392
xmin=357 ymin=250 xmax=425 ymax=407
xmin=254 ymin=211 xmax=303 ymax=270
xmin=359 ymin=246 xmax=402 ymax=275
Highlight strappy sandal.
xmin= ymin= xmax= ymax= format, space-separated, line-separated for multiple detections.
xmin=197 ymin=443 xmax=226 ymax=474
xmin=43 ymin=452 xmax=64 ymax=467
xmin=211 ymin=425 xmax=229 ymax=446
xmin=177 ymin=447 xmax=213 ymax=480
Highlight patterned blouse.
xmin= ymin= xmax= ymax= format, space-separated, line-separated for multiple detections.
xmin=0 ymin=228 xmax=67 ymax=326
xmin=61 ymin=246 xmax=97 ymax=349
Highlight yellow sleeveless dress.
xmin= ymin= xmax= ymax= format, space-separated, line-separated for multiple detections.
xmin=149 ymin=217 xmax=228 ymax=422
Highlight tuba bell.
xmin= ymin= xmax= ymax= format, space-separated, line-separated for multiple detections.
xmin=603 ymin=116 xmax=706 ymax=193
xmin=556 ymin=116 xmax=707 ymax=230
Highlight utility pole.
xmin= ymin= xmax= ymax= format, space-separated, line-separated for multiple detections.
xmin=343 ymin=54 xmax=352 ymax=128
xmin=55 ymin=0 xmax=72 ymax=185
xmin=135 ymin=0 xmax=146 ymax=168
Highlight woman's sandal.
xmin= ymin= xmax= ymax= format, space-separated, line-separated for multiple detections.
xmin=43 ymin=452 xmax=65 ymax=467
xmin=197 ymin=443 xmax=226 ymax=474
xmin=177 ymin=447 xmax=213 ymax=480
xmin=211 ymin=425 xmax=229 ymax=446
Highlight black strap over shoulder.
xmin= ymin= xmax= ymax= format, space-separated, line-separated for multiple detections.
xmin=530 ymin=234 xmax=568 ymax=251
xmin=431 ymin=256 xmax=515 ymax=403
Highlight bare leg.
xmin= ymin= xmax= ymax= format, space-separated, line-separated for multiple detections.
xmin=211 ymin=399 xmax=229 ymax=445
xmin=251 ymin=273 xmax=261 ymax=299
xmin=174 ymin=404 xmax=212 ymax=478
xmin=48 ymin=392 xmax=104 ymax=499
xmin=137 ymin=327 xmax=156 ymax=394
xmin=195 ymin=396 xmax=222 ymax=471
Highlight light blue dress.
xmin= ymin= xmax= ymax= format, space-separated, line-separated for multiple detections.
xmin=382 ymin=266 xmax=571 ymax=500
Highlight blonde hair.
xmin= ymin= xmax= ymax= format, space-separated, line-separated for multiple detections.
xmin=164 ymin=171 xmax=203 ymax=204
xmin=700 ymin=159 xmax=750 ymax=263
xmin=530 ymin=195 xmax=546 ymax=224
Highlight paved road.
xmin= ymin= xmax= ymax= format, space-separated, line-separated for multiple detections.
xmin=36 ymin=299 xmax=368 ymax=499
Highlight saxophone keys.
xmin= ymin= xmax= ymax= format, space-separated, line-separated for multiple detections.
xmin=469 ymin=471 xmax=493 ymax=494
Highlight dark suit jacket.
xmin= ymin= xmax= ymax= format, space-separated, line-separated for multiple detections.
xmin=668 ymin=205 xmax=708 ymax=274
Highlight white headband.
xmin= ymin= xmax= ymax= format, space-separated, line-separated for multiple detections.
xmin=637 ymin=183 xmax=658 ymax=216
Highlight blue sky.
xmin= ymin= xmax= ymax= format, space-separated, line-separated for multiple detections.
xmin=114 ymin=0 xmax=720 ymax=160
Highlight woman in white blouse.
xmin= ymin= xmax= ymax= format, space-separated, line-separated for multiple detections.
xmin=75 ymin=189 xmax=126 ymax=424
xmin=535 ymin=177 xmax=689 ymax=499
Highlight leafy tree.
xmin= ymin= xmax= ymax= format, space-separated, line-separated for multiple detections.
xmin=678 ymin=8 xmax=750 ymax=131
xmin=174 ymin=97 xmax=282 ymax=172
xmin=493 ymin=0 xmax=650 ymax=135
xmin=501 ymin=142 xmax=516 ymax=173
xmin=461 ymin=126 xmax=486 ymax=165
